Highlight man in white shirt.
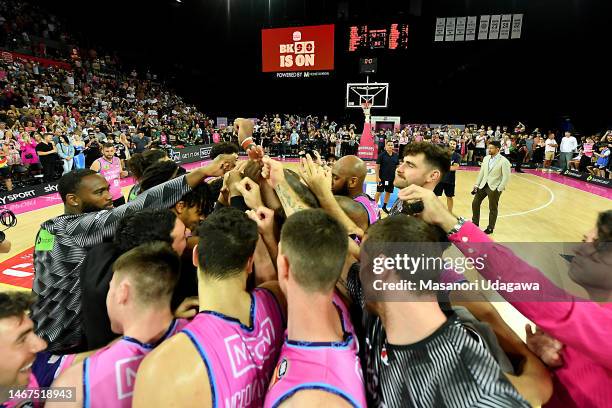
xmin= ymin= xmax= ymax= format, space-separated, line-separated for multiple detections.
xmin=544 ymin=133 xmax=558 ymax=172
xmin=471 ymin=141 xmax=511 ymax=234
xmin=558 ymin=131 xmax=578 ymax=172
xmin=475 ymin=130 xmax=487 ymax=164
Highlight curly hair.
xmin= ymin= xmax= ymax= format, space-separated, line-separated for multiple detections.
xmin=0 ymin=292 xmax=35 ymax=320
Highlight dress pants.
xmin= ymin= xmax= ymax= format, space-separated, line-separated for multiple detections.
xmin=471 ymin=184 xmax=502 ymax=229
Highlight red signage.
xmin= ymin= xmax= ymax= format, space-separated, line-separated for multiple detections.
xmin=0 ymin=247 xmax=34 ymax=289
xmin=262 ymin=24 xmax=335 ymax=73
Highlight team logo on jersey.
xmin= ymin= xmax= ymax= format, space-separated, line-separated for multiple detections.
xmin=268 ymin=358 xmax=289 ymax=390
xmin=380 ymin=345 xmax=389 ymax=366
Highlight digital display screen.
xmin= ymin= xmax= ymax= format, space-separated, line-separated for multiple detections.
xmin=349 ymin=24 xmax=409 ymax=51
xmin=262 ymin=24 xmax=335 ymax=73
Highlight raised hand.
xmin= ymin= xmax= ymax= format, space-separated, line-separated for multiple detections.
xmin=246 ymin=206 xmax=276 ymax=236
xmin=236 ymin=177 xmax=264 ymax=209
xmin=298 ymin=154 xmax=332 ymax=199
xmin=261 ymin=156 xmax=285 ymax=188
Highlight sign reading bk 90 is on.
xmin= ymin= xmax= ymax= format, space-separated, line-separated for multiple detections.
xmin=262 ymin=24 xmax=335 ymax=73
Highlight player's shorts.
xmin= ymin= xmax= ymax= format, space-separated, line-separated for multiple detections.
xmin=434 ymin=182 xmax=456 ymax=197
xmin=377 ymin=180 xmax=394 ymax=193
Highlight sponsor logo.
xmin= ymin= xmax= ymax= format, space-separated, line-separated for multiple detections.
xmin=115 ymin=355 xmax=145 ymax=399
xmin=224 ymin=317 xmax=277 ymax=378
xmin=43 ymin=183 xmax=59 ymax=193
xmin=199 ymin=147 xmax=212 ymax=159
xmin=0 ymin=189 xmax=36 ymax=205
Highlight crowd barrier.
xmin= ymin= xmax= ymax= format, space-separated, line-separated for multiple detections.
xmin=0 ymin=144 xmax=215 ymax=206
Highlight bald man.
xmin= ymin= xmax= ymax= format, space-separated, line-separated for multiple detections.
xmin=331 ymin=155 xmax=379 ymax=226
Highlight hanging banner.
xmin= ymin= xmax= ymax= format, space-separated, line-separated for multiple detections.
xmin=466 ymin=16 xmax=477 ymax=41
xmin=445 ymin=17 xmax=456 ymax=41
xmin=478 ymin=15 xmax=490 ymax=40
xmin=434 ymin=18 xmax=446 ymax=42
xmin=499 ymin=14 xmax=512 ymax=39
xmin=511 ymin=14 xmax=524 ymax=39
xmin=455 ymin=17 xmax=467 ymax=41
xmin=488 ymin=15 xmax=501 ymax=39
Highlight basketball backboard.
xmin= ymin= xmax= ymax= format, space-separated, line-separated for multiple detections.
xmin=346 ymin=82 xmax=389 ymax=109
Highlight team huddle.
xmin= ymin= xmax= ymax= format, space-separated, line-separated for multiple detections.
xmin=1 ymin=119 xmax=610 ymax=408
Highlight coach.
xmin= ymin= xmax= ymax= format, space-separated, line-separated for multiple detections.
xmin=375 ymin=140 xmax=399 ymax=214
xmin=471 ymin=141 xmax=511 ymax=234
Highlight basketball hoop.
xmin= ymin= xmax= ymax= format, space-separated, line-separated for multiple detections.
xmin=361 ymin=101 xmax=371 ymax=123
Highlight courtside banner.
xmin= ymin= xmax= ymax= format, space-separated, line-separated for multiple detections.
xmin=261 ymin=24 xmax=335 ymax=73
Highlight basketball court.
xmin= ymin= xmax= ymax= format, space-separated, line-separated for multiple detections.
xmin=1 ymin=159 xmax=609 ymax=344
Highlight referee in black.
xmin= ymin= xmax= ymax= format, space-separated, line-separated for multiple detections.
xmin=375 ymin=140 xmax=400 ymax=214
xmin=434 ymin=139 xmax=461 ymax=213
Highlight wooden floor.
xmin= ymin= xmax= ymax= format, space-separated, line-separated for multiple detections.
xmin=1 ymin=167 xmax=610 ymax=343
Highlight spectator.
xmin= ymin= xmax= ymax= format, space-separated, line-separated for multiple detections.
xmin=19 ymin=131 xmax=39 ymax=169
xmin=35 ymin=133 xmax=58 ymax=182
xmin=559 ymin=131 xmax=578 ymax=172
xmin=56 ymin=134 xmax=75 ymax=175
xmin=72 ymin=133 xmax=85 ymax=169
xmin=543 ymin=132 xmax=558 ymax=172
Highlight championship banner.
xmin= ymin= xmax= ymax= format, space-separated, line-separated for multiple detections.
xmin=511 ymin=14 xmax=524 ymax=39
xmin=478 ymin=15 xmax=490 ymax=40
xmin=434 ymin=18 xmax=446 ymax=42
xmin=466 ymin=16 xmax=478 ymax=41
xmin=499 ymin=14 xmax=512 ymax=39
xmin=488 ymin=15 xmax=501 ymax=40
xmin=261 ymin=24 xmax=335 ymax=73
xmin=445 ymin=17 xmax=456 ymax=42
xmin=357 ymin=123 xmax=378 ymax=161
xmin=455 ymin=17 xmax=467 ymax=41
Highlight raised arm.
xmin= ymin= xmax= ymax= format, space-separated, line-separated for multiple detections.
xmin=262 ymin=156 xmax=309 ymax=216
xmin=69 ymin=156 xmax=235 ymax=247
xmin=399 ymin=184 xmax=612 ymax=369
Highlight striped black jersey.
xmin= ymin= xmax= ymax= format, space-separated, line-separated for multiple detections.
xmin=346 ymin=264 xmax=529 ymax=408
xmin=32 ymin=175 xmax=192 ymax=353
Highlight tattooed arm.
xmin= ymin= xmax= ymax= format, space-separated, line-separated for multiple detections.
xmin=262 ymin=156 xmax=310 ymax=217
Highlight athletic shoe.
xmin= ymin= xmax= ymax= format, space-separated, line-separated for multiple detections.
xmin=483 ymin=227 xmax=494 ymax=235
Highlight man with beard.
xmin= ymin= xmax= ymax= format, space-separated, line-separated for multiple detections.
xmin=32 ymin=154 xmax=235 ymax=353
xmin=331 ymin=155 xmax=379 ymax=226
xmin=387 ymin=142 xmax=450 ymax=216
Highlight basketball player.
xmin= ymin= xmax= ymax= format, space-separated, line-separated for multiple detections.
xmin=32 ymin=155 xmax=235 ymax=353
xmin=471 ymin=141 xmax=511 ymax=234
xmin=331 ymin=155 xmax=379 ymax=226
xmin=133 ymin=208 xmax=286 ymax=408
xmin=1 ymin=292 xmax=50 ymax=408
xmin=90 ymin=143 xmax=128 ymax=207
xmin=47 ymin=242 xmax=186 ymax=408
xmin=344 ymin=215 xmax=532 ymax=407
xmin=265 ymin=210 xmax=366 ymax=408
xmin=375 ymin=141 xmax=400 ymax=213
xmin=388 ymin=142 xmax=450 ymax=216
xmin=434 ymin=139 xmax=461 ymax=212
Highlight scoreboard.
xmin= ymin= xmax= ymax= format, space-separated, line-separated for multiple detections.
xmin=349 ymin=24 xmax=409 ymax=51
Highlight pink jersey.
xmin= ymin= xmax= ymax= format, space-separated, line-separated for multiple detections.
xmin=353 ymin=194 xmax=379 ymax=226
xmin=264 ymin=293 xmax=366 ymax=408
xmin=83 ymin=318 xmax=188 ymax=408
xmin=94 ymin=156 xmax=122 ymax=200
xmin=182 ymin=288 xmax=284 ymax=408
